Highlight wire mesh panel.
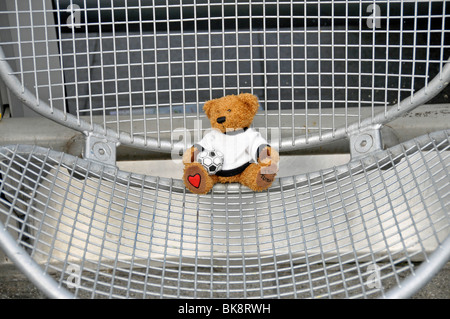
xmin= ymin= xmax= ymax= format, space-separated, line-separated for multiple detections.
xmin=0 ymin=130 xmax=449 ymax=298
xmin=0 ymin=1 xmax=449 ymax=151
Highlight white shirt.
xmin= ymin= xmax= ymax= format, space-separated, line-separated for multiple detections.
xmin=196 ymin=128 xmax=268 ymax=171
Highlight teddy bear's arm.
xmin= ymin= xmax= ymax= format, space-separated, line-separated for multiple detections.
xmin=182 ymin=144 xmax=204 ymax=164
xmin=257 ymin=145 xmax=279 ymax=176
xmin=257 ymin=145 xmax=280 ymax=166
xmin=183 ymin=130 xmax=216 ymax=164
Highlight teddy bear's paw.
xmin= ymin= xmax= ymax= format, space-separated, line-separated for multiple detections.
xmin=240 ymin=163 xmax=277 ymax=192
xmin=256 ymin=170 xmax=277 ymax=190
xmin=260 ymin=162 xmax=279 ymax=175
xmin=183 ymin=163 xmax=215 ymax=194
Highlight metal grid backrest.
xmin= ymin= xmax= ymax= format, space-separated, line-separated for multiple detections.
xmin=0 ymin=1 xmax=449 ymax=152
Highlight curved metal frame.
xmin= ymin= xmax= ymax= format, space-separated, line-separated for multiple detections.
xmin=0 ymin=221 xmax=74 ymax=299
xmin=384 ymin=235 xmax=450 ymax=299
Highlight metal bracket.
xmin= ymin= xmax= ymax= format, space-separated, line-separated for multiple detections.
xmin=84 ymin=133 xmax=119 ymax=166
xmin=349 ymin=125 xmax=383 ymax=160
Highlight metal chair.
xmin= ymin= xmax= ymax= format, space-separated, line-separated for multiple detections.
xmin=0 ymin=0 xmax=449 ymax=298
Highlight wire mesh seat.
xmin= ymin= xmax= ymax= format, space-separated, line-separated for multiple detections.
xmin=0 ymin=1 xmax=449 ymax=298
xmin=0 ymin=130 xmax=449 ymax=298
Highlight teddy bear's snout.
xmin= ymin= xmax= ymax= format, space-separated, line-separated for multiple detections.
xmin=216 ymin=116 xmax=226 ymax=124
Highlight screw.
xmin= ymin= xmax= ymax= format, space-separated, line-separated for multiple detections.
xmin=354 ymin=134 xmax=373 ymax=154
xmin=92 ymin=142 xmax=111 ymax=160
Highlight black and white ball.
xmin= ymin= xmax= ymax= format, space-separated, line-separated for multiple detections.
xmin=197 ymin=150 xmax=224 ymax=175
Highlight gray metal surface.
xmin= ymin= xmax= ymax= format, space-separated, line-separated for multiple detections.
xmin=0 ymin=130 xmax=449 ymax=298
xmin=0 ymin=1 xmax=449 ymax=152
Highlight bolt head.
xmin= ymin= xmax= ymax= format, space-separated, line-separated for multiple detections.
xmin=92 ymin=142 xmax=111 ymax=161
xmin=354 ymin=134 xmax=373 ymax=154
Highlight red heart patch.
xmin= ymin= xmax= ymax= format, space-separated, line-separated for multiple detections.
xmin=188 ymin=174 xmax=201 ymax=188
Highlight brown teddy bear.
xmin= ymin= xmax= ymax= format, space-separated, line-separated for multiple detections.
xmin=182 ymin=93 xmax=279 ymax=194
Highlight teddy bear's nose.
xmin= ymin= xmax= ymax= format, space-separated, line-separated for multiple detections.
xmin=216 ymin=116 xmax=226 ymax=124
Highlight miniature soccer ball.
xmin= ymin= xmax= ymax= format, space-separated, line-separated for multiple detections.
xmin=197 ymin=149 xmax=224 ymax=175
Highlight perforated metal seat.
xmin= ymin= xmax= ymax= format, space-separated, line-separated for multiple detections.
xmin=0 ymin=130 xmax=449 ymax=298
xmin=0 ymin=1 xmax=449 ymax=298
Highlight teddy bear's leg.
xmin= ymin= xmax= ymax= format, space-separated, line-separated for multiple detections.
xmin=183 ymin=162 xmax=217 ymax=194
xmin=239 ymin=163 xmax=277 ymax=192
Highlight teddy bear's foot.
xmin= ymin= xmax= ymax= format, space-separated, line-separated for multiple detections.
xmin=240 ymin=163 xmax=277 ymax=192
xmin=183 ymin=163 xmax=215 ymax=194
xmin=256 ymin=171 xmax=277 ymax=190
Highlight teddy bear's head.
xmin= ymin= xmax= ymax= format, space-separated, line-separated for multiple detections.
xmin=203 ymin=93 xmax=260 ymax=133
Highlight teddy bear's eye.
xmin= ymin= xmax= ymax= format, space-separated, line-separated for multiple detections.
xmin=227 ymin=109 xmax=231 ymax=112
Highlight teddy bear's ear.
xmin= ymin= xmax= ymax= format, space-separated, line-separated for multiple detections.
xmin=237 ymin=93 xmax=259 ymax=114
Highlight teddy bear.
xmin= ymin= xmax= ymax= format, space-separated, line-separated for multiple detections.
xmin=182 ymin=93 xmax=279 ymax=194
